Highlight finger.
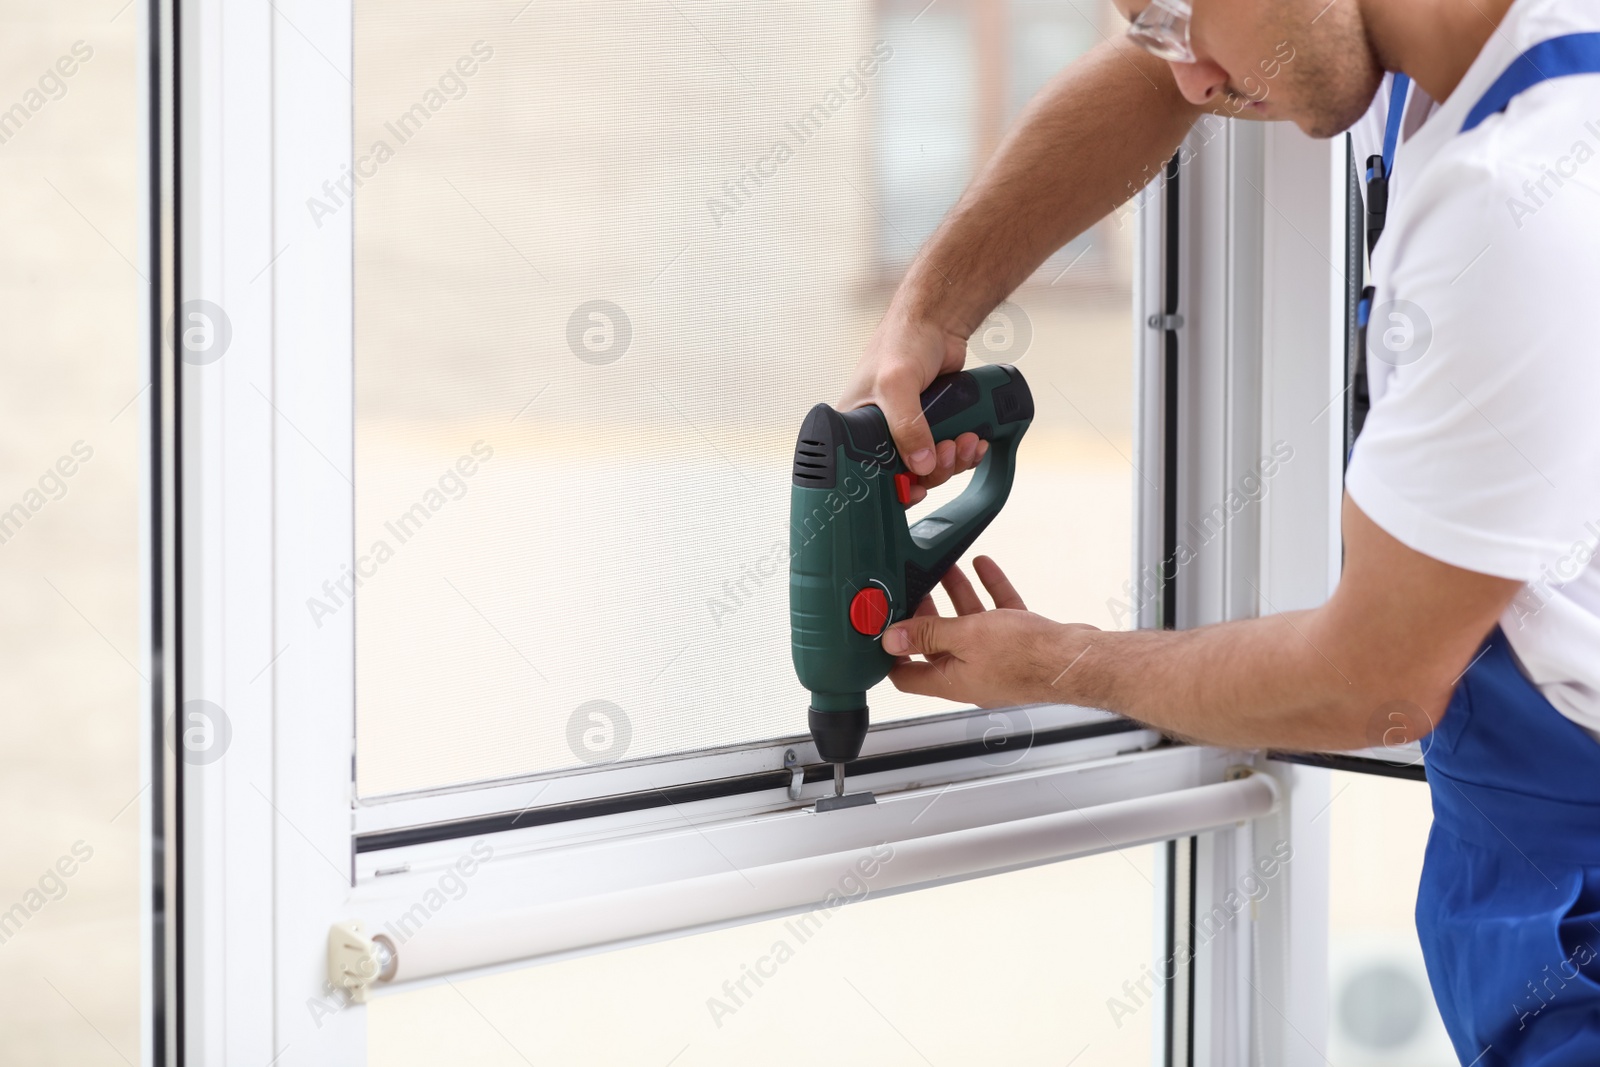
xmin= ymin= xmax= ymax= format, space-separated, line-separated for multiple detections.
xmin=910 ymin=593 xmax=941 ymax=618
xmin=940 ymin=564 xmax=986 ymax=616
xmin=903 ymin=482 xmax=928 ymax=507
xmin=875 ymin=362 xmax=936 ymax=476
xmin=881 ymin=612 xmax=966 ymax=657
xmin=888 ymin=658 xmax=964 ymax=698
xmin=973 ymin=555 xmax=1027 ymax=611
xmin=917 ymin=438 xmax=962 ymax=491
xmin=917 ymin=433 xmax=988 ymax=493
xmin=918 ymin=462 xmax=952 ymax=492
xmin=955 ymin=432 xmax=980 ymax=470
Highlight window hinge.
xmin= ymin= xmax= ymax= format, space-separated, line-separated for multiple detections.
xmin=327 ymin=920 xmax=396 ymax=1003
xmin=1146 ymin=312 xmax=1185 ymax=331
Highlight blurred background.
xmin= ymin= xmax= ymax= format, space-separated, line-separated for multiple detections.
xmin=0 ymin=0 xmax=1447 ymax=1062
xmin=350 ymin=0 xmax=1138 ymax=796
xmin=0 ymin=1 xmax=144 ymax=1064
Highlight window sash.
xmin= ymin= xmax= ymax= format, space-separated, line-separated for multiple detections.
xmin=161 ymin=1 xmax=1351 ymax=1060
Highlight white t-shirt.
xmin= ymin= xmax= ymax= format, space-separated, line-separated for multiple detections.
xmin=1344 ymin=0 xmax=1600 ymax=739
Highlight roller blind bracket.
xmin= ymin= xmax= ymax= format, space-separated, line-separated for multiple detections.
xmin=784 ymin=748 xmax=804 ymax=801
xmin=327 ymin=920 xmax=397 ymax=1004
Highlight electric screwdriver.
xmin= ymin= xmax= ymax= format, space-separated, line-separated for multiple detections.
xmin=789 ymin=364 xmax=1033 ymax=806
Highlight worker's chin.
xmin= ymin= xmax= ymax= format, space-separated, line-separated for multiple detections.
xmin=1293 ymin=114 xmax=1345 ymax=139
xmin=1290 ymin=105 xmax=1365 ymax=141
xmin=1286 ymin=87 xmax=1382 ymax=140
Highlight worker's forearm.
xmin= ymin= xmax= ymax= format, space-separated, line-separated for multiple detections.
xmin=1062 ymin=612 xmax=1448 ymax=752
xmin=1020 ymin=497 xmax=1520 ymax=753
xmin=893 ymin=39 xmax=1201 ymax=338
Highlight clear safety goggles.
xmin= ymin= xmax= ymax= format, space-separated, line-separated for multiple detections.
xmin=1126 ymin=0 xmax=1195 ymax=64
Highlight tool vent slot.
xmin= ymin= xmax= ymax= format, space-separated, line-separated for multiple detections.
xmin=792 ymin=406 xmax=842 ymax=487
xmin=792 ymin=445 xmax=828 ymax=480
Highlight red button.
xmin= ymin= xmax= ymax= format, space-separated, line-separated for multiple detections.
xmin=894 ymin=472 xmax=913 ymax=505
xmin=849 ymin=587 xmax=890 ymax=635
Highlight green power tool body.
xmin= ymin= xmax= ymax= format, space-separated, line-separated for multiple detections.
xmin=789 ymin=363 xmax=1033 ymax=805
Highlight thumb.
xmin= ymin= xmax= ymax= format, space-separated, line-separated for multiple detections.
xmin=882 ymin=613 xmax=964 ymax=657
xmin=875 ymin=363 xmax=937 ymax=477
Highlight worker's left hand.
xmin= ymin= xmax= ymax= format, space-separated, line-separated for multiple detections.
xmin=882 ymin=556 xmax=1101 ymax=707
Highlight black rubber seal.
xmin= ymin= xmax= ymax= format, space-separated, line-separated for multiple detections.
xmin=355 ymin=718 xmax=1148 ymax=854
xmin=1267 ymin=749 xmax=1427 ymax=782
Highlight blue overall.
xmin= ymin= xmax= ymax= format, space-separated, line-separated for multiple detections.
xmin=1420 ymin=630 xmax=1600 ymax=1064
xmin=1373 ymin=33 xmax=1600 ymax=1066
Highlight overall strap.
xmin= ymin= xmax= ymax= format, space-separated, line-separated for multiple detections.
xmin=1352 ymin=36 xmax=1600 ymax=447
xmin=1352 ymin=73 xmax=1412 ymax=446
xmin=1364 ymin=73 xmax=1410 ymax=256
xmin=1379 ymin=73 xmax=1411 ymax=179
xmin=1461 ymin=31 xmax=1600 ymax=133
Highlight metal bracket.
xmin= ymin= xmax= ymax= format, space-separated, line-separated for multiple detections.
xmin=327 ymin=920 xmax=397 ymax=1003
xmin=814 ymin=790 xmax=876 ymax=813
xmin=1146 ymin=312 xmax=1185 ymax=331
xmin=784 ymin=748 xmax=803 ymax=801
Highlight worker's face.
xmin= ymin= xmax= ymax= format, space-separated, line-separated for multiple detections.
xmin=1115 ymin=0 xmax=1384 ymax=139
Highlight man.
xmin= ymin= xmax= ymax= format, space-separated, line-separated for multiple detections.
xmin=842 ymin=0 xmax=1600 ymax=1061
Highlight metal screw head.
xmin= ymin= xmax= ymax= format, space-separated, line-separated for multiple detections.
xmin=783 ymin=748 xmax=803 ymax=800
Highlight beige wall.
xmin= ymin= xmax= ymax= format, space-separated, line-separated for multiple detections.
xmin=0 ymin=3 xmax=142 ymax=1063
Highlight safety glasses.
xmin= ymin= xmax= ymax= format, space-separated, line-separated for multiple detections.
xmin=1126 ymin=0 xmax=1195 ymax=64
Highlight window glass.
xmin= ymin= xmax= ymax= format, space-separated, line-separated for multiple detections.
xmin=353 ymin=0 xmax=1136 ymax=795
xmin=875 ymin=5 xmax=973 ymax=265
xmin=370 ymin=847 xmax=1158 ymax=1064
xmin=1326 ymin=771 xmax=1454 ymax=1065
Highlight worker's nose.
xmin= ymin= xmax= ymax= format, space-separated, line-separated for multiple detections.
xmin=1168 ymin=59 xmax=1230 ymax=106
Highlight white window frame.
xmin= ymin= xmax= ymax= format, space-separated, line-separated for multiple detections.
xmin=146 ymin=3 xmax=1356 ymax=1064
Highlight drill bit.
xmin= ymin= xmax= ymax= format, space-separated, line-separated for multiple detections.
xmin=815 ymin=761 xmax=874 ymax=812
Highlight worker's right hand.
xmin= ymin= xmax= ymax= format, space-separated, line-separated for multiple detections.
xmin=838 ymin=310 xmax=989 ymax=507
